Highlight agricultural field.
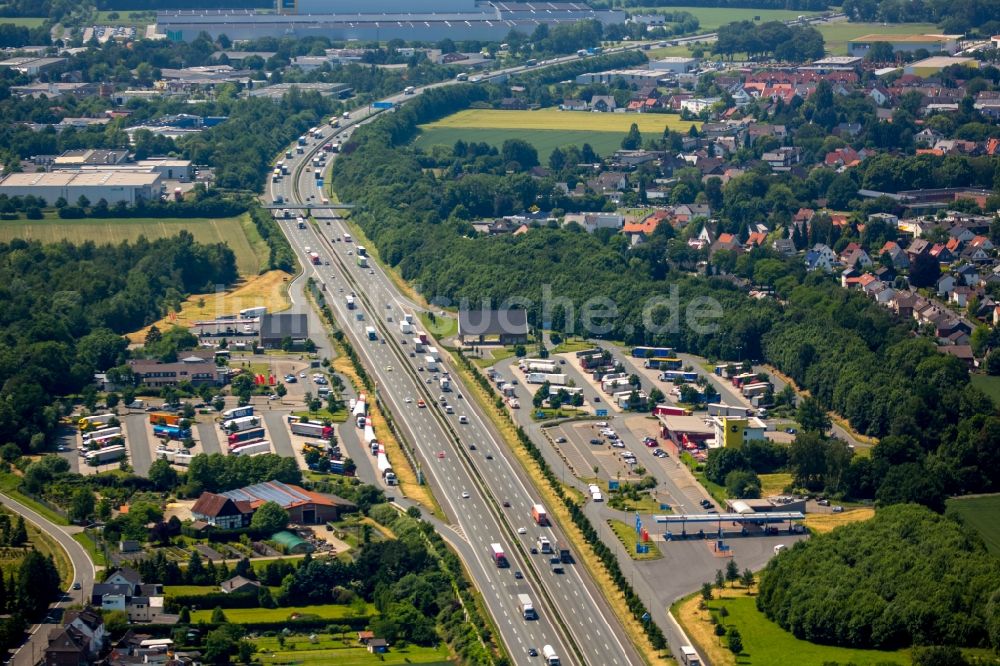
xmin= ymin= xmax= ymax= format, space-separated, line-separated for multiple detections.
xmin=0 ymin=214 xmax=268 ymax=277
xmin=947 ymin=494 xmax=1000 ymax=555
xmin=253 ymin=634 xmax=451 ymax=666
xmin=415 ymin=109 xmax=700 ymax=162
xmin=94 ymin=10 xmax=156 ymax=26
xmin=0 ymin=16 xmax=45 ymax=27
xmin=190 ymin=602 xmax=376 ymax=624
xmin=624 ymin=6 xmax=823 ymax=32
xmin=126 ymin=269 xmax=292 ymax=343
xmin=816 ymin=22 xmax=941 ymax=55
xmin=971 ymin=374 xmax=1000 ymax=407
xmin=803 ymin=506 xmax=875 ymax=534
xmin=674 ymin=586 xmax=910 ymax=666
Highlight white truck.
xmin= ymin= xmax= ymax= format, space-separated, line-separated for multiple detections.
xmin=86 ymin=445 xmax=126 ymax=466
xmin=400 ymin=320 xmax=414 ymax=334
xmin=542 ymin=645 xmax=560 ymax=665
xmin=439 ymin=375 xmax=451 ymax=391
xmin=424 ymin=355 xmax=438 ymax=372
xmin=517 ymin=594 xmax=536 ymax=620
xmin=680 ymin=645 xmax=702 ymax=665
xmin=222 ymin=416 xmax=261 ymax=432
xmin=230 ymin=440 xmax=272 ymax=457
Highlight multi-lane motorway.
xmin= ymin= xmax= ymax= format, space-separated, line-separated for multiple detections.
xmin=267 ymin=103 xmax=640 ymax=664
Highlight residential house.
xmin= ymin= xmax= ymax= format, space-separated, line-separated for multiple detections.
xmin=711 ymin=233 xmax=742 ymax=255
xmin=879 ymin=241 xmax=910 ymax=269
xmin=948 ymin=225 xmax=976 ymax=244
xmin=950 ymin=286 xmax=974 ymax=307
xmin=191 ymin=493 xmax=254 ymax=529
xmin=564 ymin=212 xmax=625 ymax=233
xmin=590 ymin=95 xmax=616 ymax=112
xmin=893 ymin=291 xmax=920 ymax=318
xmin=868 ymin=85 xmax=892 ymax=106
xmin=805 ymin=244 xmax=837 ymax=272
xmin=937 ymin=274 xmax=957 ymax=297
xmin=587 ymin=172 xmax=628 ymax=196
xmin=961 ymin=245 xmax=992 ymax=263
xmin=220 ymin=575 xmax=261 ymax=595
xmin=745 ymin=231 xmax=768 ymax=249
xmin=915 ymin=127 xmax=944 ymax=146
xmin=969 ymin=235 xmax=994 ymax=252
xmin=929 ymin=243 xmax=954 ymax=263
xmin=672 ymin=203 xmax=712 ymax=224
xmin=843 ymin=248 xmax=873 ymax=270
xmin=367 ymin=638 xmax=389 ymax=654
xmin=938 ymin=344 xmax=975 ymax=367
xmin=906 ymin=238 xmax=932 ymax=260
xmin=560 ymin=98 xmax=588 ymax=111
xmin=772 ymin=237 xmax=797 ymax=257
xmin=97 ymin=568 xmax=167 ymax=623
xmin=956 ymin=263 xmax=981 ymax=286
xmin=622 ymin=214 xmax=665 ymax=245
xmin=762 ymin=146 xmax=801 ymax=172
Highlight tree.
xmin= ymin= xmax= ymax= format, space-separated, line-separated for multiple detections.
xmin=909 ymin=251 xmax=941 ymax=288
xmin=501 ymin=139 xmax=538 ymax=170
xmin=148 ymin=458 xmax=179 ymax=491
xmin=726 ymin=627 xmax=743 ymax=654
xmin=715 ymin=568 xmax=726 ymax=590
xmin=864 ymin=41 xmax=895 ymax=64
xmin=725 ymin=469 xmax=762 ymax=499
xmin=250 ymin=501 xmax=289 ymax=533
xmin=740 ymin=568 xmax=754 ymax=591
xmin=986 ymin=349 xmax=1000 ymax=376
xmin=725 ymin=559 xmax=740 ymax=586
xmin=796 ymin=396 xmax=830 ymax=434
xmin=911 ymin=646 xmax=969 ymax=666
xmin=257 ymin=585 xmax=276 ymax=608
xmin=104 ymin=610 xmax=129 ymax=636
xmin=69 ymin=488 xmax=95 ymax=524
xmin=178 ymin=606 xmax=191 ymax=623
xmin=621 ymin=123 xmax=642 ymax=150
xmin=705 ymin=447 xmax=748 ymax=485
xmin=211 ymin=606 xmax=227 ymax=623
xmin=701 ymin=582 xmax=714 ymax=600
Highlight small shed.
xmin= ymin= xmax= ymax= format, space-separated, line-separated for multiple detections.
xmin=271 ymin=530 xmax=314 ymax=554
xmin=367 ymin=638 xmax=388 ymax=654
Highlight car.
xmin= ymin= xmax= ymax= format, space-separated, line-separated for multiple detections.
xmin=514 ymin=571 xmax=523 ymax=580
xmin=817 ymin=499 xmax=830 ymax=506
xmin=418 ymin=366 xmax=424 ymax=371
xmin=503 ymin=500 xmax=511 ymax=507
xmin=589 ymin=438 xmax=602 ymax=445
xmin=417 ymin=399 xmax=426 ymax=408
xmin=405 ymin=397 xmax=412 ymax=403
xmin=832 ymin=505 xmax=844 ymax=513
xmin=555 ymin=437 xmax=567 ymax=443
xmin=593 ymin=396 xmax=601 ymax=402
xmin=528 ymin=648 xmax=538 ymax=657
xmin=409 ymin=351 xmax=416 ymax=357
xmin=72 ymin=582 xmax=81 ymax=590
xmin=400 ymin=338 xmax=407 ymax=343
xmin=347 ymin=250 xmax=353 ymax=255
xmin=437 ymin=451 xmax=446 ymax=459
xmin=369 ymin=269 xmax=375 ymax=274
xmin=425 ymin=377 xmax=432 ymax=383
xmin=268 ymin=394 xmax=279 ymax=400
xmin=517 ymin=527 xmax=527 ymax=534
xmin=559 ymin=359 xmax=566 ymax=364
xmin=461 ymin=491 xmax=470 ymax=499
xmin=485 ymin=453 xmax=493 ymax=460
xmin=785 ymin=427 xmax=798 ymax=434
xmin=299 ymin=372 xmax=307 ymax=378
xmin=458 ymin=415 xmax=469 ymax=424
xmin=595 ymin=422 xmax=608 ymax=427
xmin=469 ymin=444 xmax=477 ymax=450
xmin=457 ymin=393 xmax=463 ymax=399
xmin=530 ymin=547 xmax=538 ymax=554
xmin=386 ymin=365 xmax=393 ymax=371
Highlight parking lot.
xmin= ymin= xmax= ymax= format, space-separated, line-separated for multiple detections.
xmin=546 ymin=420 xmax=650 ymax=486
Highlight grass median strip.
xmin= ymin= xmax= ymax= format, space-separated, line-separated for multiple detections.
xmin=608 ymin=519 xmax=662 ymax=561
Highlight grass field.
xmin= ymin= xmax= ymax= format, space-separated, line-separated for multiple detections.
xmin=94 ymin=10 xmax=155 ymax=25
xmin=127 ymin=270 xmax=292 ymax=343
xmin=947 ymin=494 xmax=1000 ymax=555
xmin=253 ymin=634 xmax=451 ymax=665
xmin=190 ymin=602 xmax=375 ymax=624
xmin=674 ymin=586 xmax=909 ymax=666
xmin=415 ymin=109 xmax=701 ymax=161
xmin=971 ymin=374 xmax=1000 ymax=407
xmin=418 ymin=312 xmax=458 ymax=340
xmin=758 ymin=473 xmax=792 ymax=497
xmin=165 ymin=584 xmax=282 ymax=596
xmin=625 ymin=6 xmax=823 ymax=32
xmin=816 ymin=22 xmax=941 ymax=55
xmin=0 ymin=214 xmax=267 ymax=276
xmin=0 ymin=16 xmax=45 ymax=27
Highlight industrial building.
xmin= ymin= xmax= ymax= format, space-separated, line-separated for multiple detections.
xmin=127 ymin=355 xmax=229 ymax=388
xmin=259 ymin=313 xmax=310 ymax=348
xmin=575 ymin=69 xmax=663 ymax=86
xmin=195 ymin=480 xmax=356 ymax=525
xmin=903 ymin=55 xmax=978 ymax=77
xmin=709 ymin=415 xmax=767 ymax=449
xmin=0 ymin=171 xmax=162 ymax=206
xmin=649 ymin=56 xmax=699 ymax=74
xmin=52 ymin=149 xmax=130 ymax=169
xmin=157 ymin=0 xmax=626 ymax=42
xmin=847 ymin=33 xmax=960 ymax=57
xmin=458 ymin=308 xmax=529 ymax=345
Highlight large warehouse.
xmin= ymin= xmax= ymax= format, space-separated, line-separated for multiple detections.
xmin=157 ymin=0 xmax=626 ymax=42
xmin=0 ymin=171 xmax=162 ymax=206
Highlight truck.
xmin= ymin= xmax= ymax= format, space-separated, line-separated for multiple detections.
xmin=228 ymin=428 xmax=265 ymax=445
xmin=366 ymin=326 xmax=377 ymax=341
xmin=343 ymin=232 xmax=352 ymax=243
xmin=281 ymin=163 xmax=289 ymax=175
xmin=153 ymin=424 xmax=191 ymax=440
xmin=404 ymin=85 xmax=416 ymax=95
xmin=490 ymin=543 xmax=508 ymax=568
xmin=455 ymin=72 xmax=468 ymax=81
xmin=399 ymin=320 xmax=413 ymax=335
xmin=525 ymin=372 xmax=567 ymax=385
xmin=517 ymin=594 xmax=537 ymax=620
xmin=223 ymin=415 xmax=261 ymax=432
xmin=377 ymin=448 xmax=396 ymax=484
xmin=631 ymin=346 xmax=674 ymax=358
xmin=680 ymin=645 xmax=702 ymax=665
xmin=310 ymin=252 xmax=321 ymax=265
xmin=297 ymin=135 xmax=307 ymax=146
xmin=78 ymin=413 xmax=115 ymax=431
xmin=239 ymin=307 xmax=266 ymax=319
xmin=524 ymin=360 xmax=558 ymax=374
xmin=425 ymin=346 xmax=440 ymax=361
xmin=706 ymin=403 xmax=752 ymax=417
xmin=742 ymin=381 xmax=771 ymax=398
xmin=413 ymin=337 xmax=425 ymax=352
xmin=654 ymin=405 xmax=693 ymax=416
xmin=346 ymin=295 xmax=356 ymax=309
xmin=86 ymin=445 xmax=126 ymax=466
xmin=297 ymin=217 xmax=307 ymax=229
xmin=542 ymin=645 xmax=560 ymax=665
xmin=577 ymin=48 xmax=588 ymax=56
xmin=290 ymin=421 xmax=333 ymax=439
xmin=82 ymin=427 xmax=121 ymax=443
xmin=229 ymin=440 xmax=271 ymax=457
xmin=149 ymin=412 xmax=180 ymax=426
xmin=363 ymin=424 xmax=377 ymax=447
xmin=424 ymin=355 xmax=438 ymax=372
xmin=439 ymin=375 xmax=451 ymax=391
xmin=531 ymin=503 xmax=548 ymax=526
xmin=537 ymin=536 xmax=552 ymax=554
xmin=357 ymin=255 xmax=368 ymax=268
xmin=222 ymin=406 xmax=254 ymax=421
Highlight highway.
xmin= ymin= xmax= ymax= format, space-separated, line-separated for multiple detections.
xmin=268 ymin=102 xmax=639 ymax=664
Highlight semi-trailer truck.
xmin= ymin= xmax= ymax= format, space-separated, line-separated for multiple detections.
xmin=222 ymin=406 xmax=254 ymax=421
xmin=680 ymin=645 xmax=702 ymax=665
xmin=517 ymin=594 xmax=536 ymax=620
xmin=531 ymin=503 xmax=548 ymax=526
xmin=153 ymin=424 xmax=191 ymax=440
xmin=439 ymin=376 xmax=451 ymax=391
xmin=78 ymin=414 xmax=115 ymax=430
xmin=357 ymin=255 xmax=368 ymax=268
xmin=82 ymin=427 xmax=121 ymax=443
xmin=290 ymin=421 xmax=333 ymax=439
xmin=424 ymin=355 xmax=438 ymax=372
xmin=229 ymin=440 xmax=271 ymax=456
xmin=148 ymin=412 xmax=180 ymax=426
xmin=310 ymin=252 xmax=321 ymax=265
xmin=223 ymin=415 xmax=261 ymax=432
xmin=228 ymin=428 xmax=265 ymax=444
xmin=86 ymin=445 xmax=126 ymax=466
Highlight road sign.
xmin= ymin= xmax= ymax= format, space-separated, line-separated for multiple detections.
xmin=535 ymin=411 xmax=545 ymax=418
xmin=608 ymin=480 xmax=620 ymax=491
xmin=660 ymin=503 xmax=671 ymax=511
xmin=595 ymin=409 xmax=608 ymax=417
xmin=372 ymin=101 xmax=394 ymax=109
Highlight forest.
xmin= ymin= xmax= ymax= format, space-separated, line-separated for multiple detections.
xmin=332 ymin=84 xmax=1000 ymax=510
xmin=840 ymin=0 xmax=1000 ymax=34
xmin=0 ymin=235 xmax=236 ymax=452
xmin=756 ymin=504 xmax=1000 ymax=651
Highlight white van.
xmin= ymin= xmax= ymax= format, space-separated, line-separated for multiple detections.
xmin=774 ymin=544 xmax=787 ymax=555
xmin=459 ymin=415 xmax=468 ymax=424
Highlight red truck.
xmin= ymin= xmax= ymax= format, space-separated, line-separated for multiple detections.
xmin=531 ymin=503 xmax=548 ymax=526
